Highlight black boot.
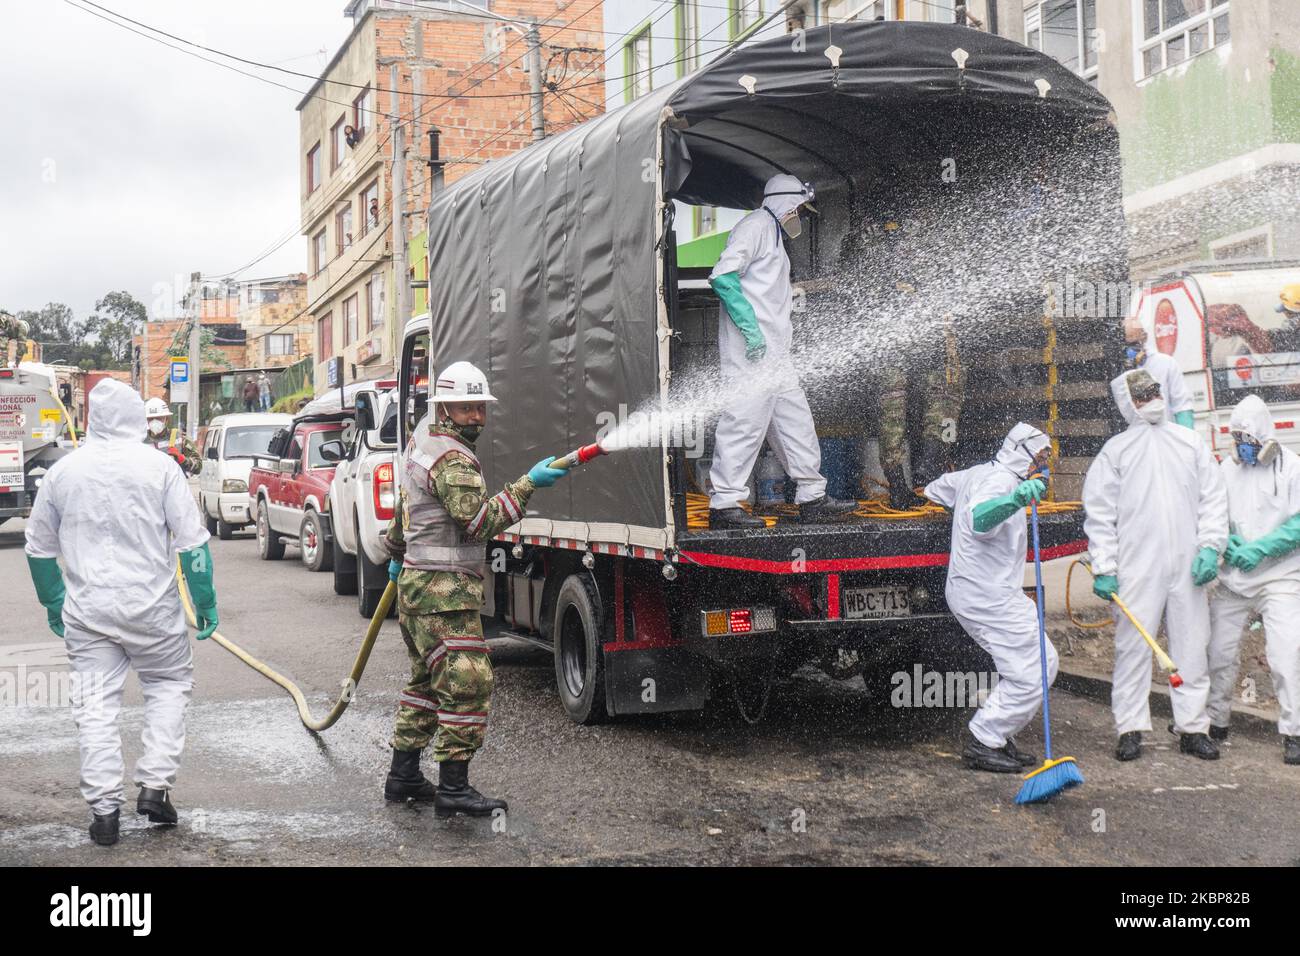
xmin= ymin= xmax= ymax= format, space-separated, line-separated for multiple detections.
xmin=137 ymin=787 xmax=177 ymax=825
xmin=435 ymin=759 xmax=507 ymax=817
xmin=1115 ymin=731 xmax=1142 ymax=762
xmin=709 ymin=507 xmax=765 ymax=530
xmin=962 ymin=736 xmax=1022 ymax=773
xmin=797 ymin=495 xmax=858 ymax=523
xmin=1284 ymin=736 xmax=1300 ymax=765
xmin=89 ymin=809 xmax=120 ymax=846
xmin=1209 ymin=724 xmax=1230 ymax=742
xmin=882 ymin=465 xmax=924 ymax=511
xmin=1003 ymin=738 xmax=1037 ymax=767
xmin=912 ymin=439 xmax=950 ymax=488
xmin=385 ymin=748 xmax=437 ymax=803
xmin=1179 ymin=732 xmax=1220 ymax=760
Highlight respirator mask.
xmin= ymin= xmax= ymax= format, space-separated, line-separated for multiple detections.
xmin=148 ymin=419 xmax=167 ymax=438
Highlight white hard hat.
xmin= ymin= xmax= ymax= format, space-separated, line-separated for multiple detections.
xmin=434 ymin=361 xmax=497 ymax=403
xmin=144 ymin=397 xmax=171 ymax=418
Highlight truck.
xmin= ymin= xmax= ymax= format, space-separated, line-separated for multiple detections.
xmin=328 ymin=381 xmax=400 ymax=616
xmin=248 ymin=411 xmax=351 ymax=571
xmin=401 ymin=21 xmax=1128 ymax=724
xmin=0 ymin=364 xmax=73 ymax=529
xmin=1124 ymin=260 xmax=1300 ymax=458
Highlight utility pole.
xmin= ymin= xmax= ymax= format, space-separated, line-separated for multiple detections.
xmin=527 ymin=19 xmax=545 ymax=143
xmin=390 ymin=65 xmax=410 ymax=367
xmin=188 ymin=271 xmax=201 ymax=440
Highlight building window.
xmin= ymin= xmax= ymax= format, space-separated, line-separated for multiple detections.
xmin=1024 ymin=1 xmax=1099 ymax=83
xmin=675 ymin=1 xmax=698 ymax=78
xmin=360 ymin=180 xmax=380 ymax=237
xmin=343 ymin=294 xmax=359 ymax=346
xmin=331 ymin=115 xmax=347 ymax=170
xmin=312 ymin=229 xmax=327 ymax=275
xmin=265 ymin=333 xmax=294 ymax=357
xmin=821 ymin=0 xmax=888 ymax=22
xmin=336 ymin=204 xmax=353 ymax=255
xmin=1138 ymin=1 xmax=1229 ymax=79
xmin=366 ymin=275 xmax=385 ymax=331
xmin=317 ymin=313 xmax=333 ymax=361
xmin=624 ymin=23 xmax=652 ymax=102
xmin=730 ymin=0 xmax=763 ymax=38
xmin=903 ymin=0 xmax=953 ymax=22
xmin=306 ymin=142 xmax=321 ymax=194
xmin=352 ymin=86 xmax=371 ymax=138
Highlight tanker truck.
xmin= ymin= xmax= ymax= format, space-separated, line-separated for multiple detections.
xmin=0 ymin=363 xmax=74 ymax=529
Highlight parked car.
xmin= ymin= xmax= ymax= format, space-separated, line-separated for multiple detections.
xmin=248 ymin=412 xmax=351 ymax=571
xmin=328 ymin=383 xmax=399 ymax=616
xmin=198 ymin=412 xmax=292 ymax=539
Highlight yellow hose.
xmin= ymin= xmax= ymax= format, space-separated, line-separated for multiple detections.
xmin=49 ymin=387 xmax=79 ymax=448
xmin=1065 ymin=558 xmax=1111 ymax=630
xmin=1066 ymin=559 xmax=1181 ymax=682
xmin=176 ymin=562 xmax=397 ymax=732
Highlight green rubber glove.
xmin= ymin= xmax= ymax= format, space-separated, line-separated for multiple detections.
xmin=1174 ymin=410 xmax=1195 ymax=429
xmin=971 ymin=479 xmax=1044 ymax=533
xmin=1092 ymin=574 xmax=1118 ymax=601
xmin=179 ymin=542 xmax=218 ymax=640
xmin=1191 ymin=545 xmax=1220 ymax=585
xmin=26 ymin=556 xmax=66 ymax=638
xmin=710 ymin=271 xmax=766 ymax=362
xmin=1228 ymin=514 xmax=1300 ymax=571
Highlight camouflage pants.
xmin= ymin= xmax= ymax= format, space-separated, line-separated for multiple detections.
xmin=390 ymin=608 xmax=493 ymax=762
xmin=876 ymin=365 xmax=968 ymax=471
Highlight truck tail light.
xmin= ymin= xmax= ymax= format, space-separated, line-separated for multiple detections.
xmin=701 ymin=607 xmax=776 ymax=636
xmin=373 ymin=462 xmax=395 ymax=520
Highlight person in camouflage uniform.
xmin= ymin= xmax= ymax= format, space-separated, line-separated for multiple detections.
xmin=144 ymin=397 xmax=202 ymax=477
xmin=382 ymin=361 xmax=567 ymax=816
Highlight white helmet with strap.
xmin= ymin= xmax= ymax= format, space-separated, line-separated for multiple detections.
xmin=144 ymin=397 xmax=171 ymax=418
xmin=434 ymin=361 xmax=497 ymax=403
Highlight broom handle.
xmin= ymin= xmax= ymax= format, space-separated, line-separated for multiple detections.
xmin=1030 ymin=498 xmax=1053 ymax=762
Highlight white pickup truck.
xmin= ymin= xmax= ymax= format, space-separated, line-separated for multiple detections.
xmin=328 ymin=383 xmax=398 ymax=616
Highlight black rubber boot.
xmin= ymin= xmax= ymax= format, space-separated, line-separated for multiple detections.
xmin=1284 ymin=736 xmax=1300 ymax=765
xmin=882 ymin=465 xmax=924 ymax=511
xmin=1179 ymin=732 xmax=1220 ymax=760
xmin=912 ymin=439 xmax=950 ymax=488
xmin=137 ymin=787 xmax=178 ymax=825
xmin=1003 ymin=738 xmax=1037 ymax=767
xmin=709 ymin=507 xmax=765 ymax=530
xmin=797 ymin=495 xmax=858 ymax=523
xmin=1115 ymin=731 xmax=1142 ymax=762
xmin=435 ymin=759 xmax=507 ymax=817
xmin=1209 ymin=724 xmax=1230 ymax=742
xmin=89 ymin=809 xmax=120 ymax=846
xmin=962 ymin=737 xmax=1022 ymax=773
xmin=384 ymin=748 xmax=438 ymax=803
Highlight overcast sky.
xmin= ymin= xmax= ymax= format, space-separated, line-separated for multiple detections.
xmin=0 ymin=1 xmax=355 ymax=320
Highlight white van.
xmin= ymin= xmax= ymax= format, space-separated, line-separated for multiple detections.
xmin=1126 ymin=262 xmax=1300 ymax=457
xmin=198 ymin=412 xmax=292 ymax=538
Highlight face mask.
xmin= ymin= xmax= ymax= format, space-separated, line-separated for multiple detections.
xmin=1124 ymin=346 xmax=1145 ymax=369
xmin=779 ymin=210 xmax=802 ymax=240
xmin=148 ymin=419 xmax=166 ymax=437
xmin=1137 ymin=398 xmax=1166 ymax=424
xmin=459 ymin=424 xmax=483 ymax=444
xmin=1237 ymin=441 xmax=1260 ymax=465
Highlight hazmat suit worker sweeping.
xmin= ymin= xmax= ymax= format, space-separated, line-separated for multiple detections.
xmin=382 ymin=361 xmax=567 ymax=815
xmin=24 ymin=378 xmax=218 ymax=847
xmin=923 ymin=423 xmax=1056 ymax=773
xmin=144 ymin=397 xmax=202 ymax=476
xmin=707 ymin=174 xmax=856 ymax=529
xmin=1207 ymin=395 xmax=1300 ymax=764
xmin=1083 ymin=369 xmax=1228 ymax=762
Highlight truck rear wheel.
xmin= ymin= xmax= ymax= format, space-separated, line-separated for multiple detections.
xmin=332 ymin=528 xmax=358 ymax=595
xmin=300 ymin=510 xmax=333 ymax=572
xmin=205 ymin=509 xmax=218 ymax=535
xmin=216 ymin=518 xmax=236 ymax=540
xmin=256 ymin=500 xmax=284 ymax=561
xmin=552 ymin=573 xmax=608 ymax=725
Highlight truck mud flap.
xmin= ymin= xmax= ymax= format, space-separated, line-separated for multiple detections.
xmin=605 ymin=646 xmax=709 ymax=716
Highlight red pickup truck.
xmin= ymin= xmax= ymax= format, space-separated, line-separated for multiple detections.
xmin=248 ymin=414 xmax=351 ymax=571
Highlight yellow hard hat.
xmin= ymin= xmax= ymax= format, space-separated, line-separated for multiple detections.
xmin=1278 ymin=283 xmax=1300 ymax=314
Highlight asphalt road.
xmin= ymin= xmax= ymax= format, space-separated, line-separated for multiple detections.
xmin=2 ymin=514 xmax=1298 ymax=866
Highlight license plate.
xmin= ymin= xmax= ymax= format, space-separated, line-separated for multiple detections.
xmin=842 ymin=586 xmax=911 ymax=620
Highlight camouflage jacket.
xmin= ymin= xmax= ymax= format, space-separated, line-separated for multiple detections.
xmin=385 ymin=424 xmax=534 ymax=613
xmin=147 ymin=431 xmax=202 ymax=477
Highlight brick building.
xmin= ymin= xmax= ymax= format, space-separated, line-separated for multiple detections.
xmin=298 ymin=0 xmax=605 ymax=392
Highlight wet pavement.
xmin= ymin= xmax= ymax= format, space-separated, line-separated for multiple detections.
xmin=2 ymin=518 xmax=1299 ymax=866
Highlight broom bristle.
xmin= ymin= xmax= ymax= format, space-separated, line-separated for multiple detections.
xmin=1014 ymin=757 xmax=1084 ymax=805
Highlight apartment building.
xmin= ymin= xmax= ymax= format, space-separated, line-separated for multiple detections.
xmin=299 ymin=0 xmax=604 ymax=393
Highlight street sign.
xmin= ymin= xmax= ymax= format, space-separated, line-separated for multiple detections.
xmin=325 ymin=356 xmax=343 ymax=389
xmin=170 ymin=359 xmax=189 ymax=384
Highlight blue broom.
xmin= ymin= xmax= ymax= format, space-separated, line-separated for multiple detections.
xmin=1015 ymin=487 xmax=1084 ymax=804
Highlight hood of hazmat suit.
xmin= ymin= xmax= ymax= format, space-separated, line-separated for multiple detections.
xmin=24 ymin=378 xmax=209 ymax=640
xmin=1220 ymin=395 xmax=1300 ymax=596
xmin=994 ymin=421 xmax=1052 ymax=480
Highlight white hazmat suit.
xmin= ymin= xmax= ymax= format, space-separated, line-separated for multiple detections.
xmin=1082 ymin=370 xmax=1228 ymax=736
xmin=1141 ymin=351 xmax=1194 ymax=424
xmin=708 ymin=174 xmax=827 ymax=509
xmin=24 ymin=378 xmax=208 ymax=815
xmin=1209 ymin=395 xmax=1300 ymax=737
xmin=924 ymin=423 xmax=1057 ymax=749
